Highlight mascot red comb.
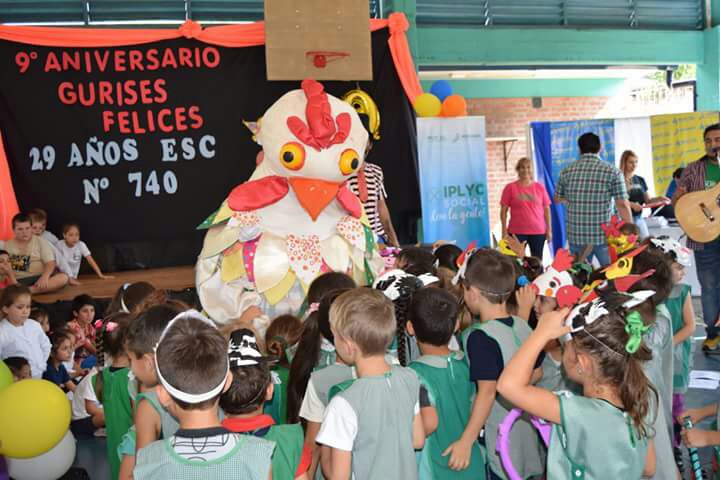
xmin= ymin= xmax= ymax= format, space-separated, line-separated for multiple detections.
xmin=196 ymin=80 xmax=383 ymax=323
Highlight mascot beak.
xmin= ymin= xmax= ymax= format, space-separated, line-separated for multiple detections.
xmin=289 ymin=177 xmax=341 ymax=221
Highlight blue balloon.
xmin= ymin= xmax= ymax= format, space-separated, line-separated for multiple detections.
xmin=430 ymin=80 xmax=453 ymax=101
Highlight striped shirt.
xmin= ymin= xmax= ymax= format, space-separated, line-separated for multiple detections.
xmin=678 ymin=156 xmax=714 ymax=250
xmin=555 ymin=154 xmax=628 ymax=246
xmin=347 ymin=162 xmax=387 ymax=236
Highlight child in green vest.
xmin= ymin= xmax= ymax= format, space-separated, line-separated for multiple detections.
xmin=627 ymin=245 xmax=678 ymax=480
xmin=133 ymin=311 xmax=275 ymax=479
xmin=287 ymin=272 xmax=356 ymax=424
xmin=316 ymin=288 xmax=425 ymax=480
xmin=123 ymin=304 xmax=183 ymax=477
xmin=647 ymin=237 xmax=696 ymax=451
xmin=93 ymin=312 xmax=133 ymax=480
xmin=450 ymin=248 xmax=544 ymax=479
xmin=221 ymin=328 xmax=311 ymax=479
xmin=407 ymin=287 xmax=486 ymax=480
xmin=263 ymin=314 xmax=302 ymax=425
xmin=497 ymin=292 xmax=657 ymax=478
xmin=296 ymin=290 xmax=356 ymax=479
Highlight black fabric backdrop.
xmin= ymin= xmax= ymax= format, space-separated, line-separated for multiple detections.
xmin=0 ymin=29 xmax=419 ymax=269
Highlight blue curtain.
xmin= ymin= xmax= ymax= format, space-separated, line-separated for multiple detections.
xmin=531 ymin=121 xmax=566 ymax=253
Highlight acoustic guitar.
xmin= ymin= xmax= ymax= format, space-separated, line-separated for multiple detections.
xmin=675 ymin=182 xmax=720 ymax=242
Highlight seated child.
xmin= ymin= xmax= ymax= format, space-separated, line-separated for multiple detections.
xmin=0 ymin=285 xmax=51 ymax=378
xmin=452 ymin=248 xmax=544 ymax=479
xmin=497 ymin=293 xmax=656 ymax=478
xmin=43 ymin=328 xmax=77 ymax=392
xmin=28 ymin=208 xmax=75 ymax=278
xmin=133 ymin=311 xmax=275 ymax=479
xmin=316 ymin=289 xmax=424 ymax=480
xmin=408 ymin=287 xmax=485 ymax=479
xmin=57 ymin=223 xmax=113 ymax=285
xmin=221 ymin=328 xmax=311 ymax=480
xmin=29 ymin=208 xmax=59 ymax=244
xmin=67 ymin=294 xmax=98 ymax=370
xmin=4 ymin=356 xmax=31 ymax=380
xmin=71 ymin=367 xmax=105 ymax=437
xmin=30 ymin=306 xmax=49 ymax=333
xmin=0 ymin=250 xmax=17 ymax=289
xmin=263 ymin=314 xmax=303 ymax=425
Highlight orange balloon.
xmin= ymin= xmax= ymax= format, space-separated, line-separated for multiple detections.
xmin=441 ymin=94 xmax=467 ymax=117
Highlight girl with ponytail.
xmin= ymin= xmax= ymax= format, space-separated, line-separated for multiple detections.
xmin=498 ymin=292 xmax=657 ymax=478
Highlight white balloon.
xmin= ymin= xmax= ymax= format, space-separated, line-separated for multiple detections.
xmin=7 ymin=430 xmax=76 ymax=480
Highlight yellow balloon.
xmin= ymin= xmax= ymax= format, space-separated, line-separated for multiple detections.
xmin=0 ymin=379 xmax=70 ymax=458
xmin=342 ymin=89 xmax=381 ymax=140
xmin=0 ymin=360 xmax=12 ymax=391
xmin=413 ymin=93 xmax=442 ymax=117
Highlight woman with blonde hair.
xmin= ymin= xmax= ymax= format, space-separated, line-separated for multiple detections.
xmin=500 ymin=157 xmax=552 ymax=259
xmin=619 ymin=150 xmax=669 ymax=240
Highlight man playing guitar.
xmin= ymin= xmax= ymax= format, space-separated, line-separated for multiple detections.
xmin=673 ymin=123 xmax=720 ymax=351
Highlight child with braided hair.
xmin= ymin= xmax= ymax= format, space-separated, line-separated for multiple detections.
xmin=498 ymin=292 xmax=657 ymax=478
xmin=263 ymin=314 xmax=302 ymax=424
xmin=94 ymin=313 xmax=133 ymax=480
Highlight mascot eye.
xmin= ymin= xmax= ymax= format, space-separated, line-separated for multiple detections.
xmin=279 ymin=142 xmax=305 ymax=171
xmin=339 ymin=149 xmax=361 ymax=175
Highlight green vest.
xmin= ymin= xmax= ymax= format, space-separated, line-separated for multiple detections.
xmin=461 ymin=318 xmax=545 ymax=480
xmin=536 ymin=352 xmax=580 ymax=394
xmin=134 ymin=433 xmax=275 ymax=480
xmin=264 ymin=365 xmax=289 ymax=424
xmin=666 ymin=284 xmax=693 ymax=392
xmin=335 ymin=366 xmax=420 ymax=480
xmin=102 ymin=367 xmax=133 ymax=480
xmin=260 ymin=424 xmax=304 ymax=480
xmin=410 ymin=353 xmax=486 ymax=480
xmin=546 ymin=392 xmax=648 ymax=479
xmin=137 ymin=389 xmax=180 ymax=440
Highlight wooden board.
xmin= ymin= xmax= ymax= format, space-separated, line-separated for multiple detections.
xmin=264 ymin=0 xmax=372 ymax=81
xmin=33 ymin=266 xmax=195 ymax=304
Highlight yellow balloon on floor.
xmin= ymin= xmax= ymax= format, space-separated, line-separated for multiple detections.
xmin=0 ymin=360 xmax=12 ymax=391
xmin=0 ymin=379 xmax=71 ymax=458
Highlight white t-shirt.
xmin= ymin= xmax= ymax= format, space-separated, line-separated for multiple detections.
xmin=316 ymin=395 xmax=420 ymax=452
xmin=41 ymin=230 xmax=59 ymax=245
xmin=299 ymin=379 xmax=325 ymax=423
xmin=0 ymin=318 xmax=51 ymax=378
xmin=72 ymin=369 xmax=100 ymax=420
xmin=56 ymin=240 xmax=91 ymax=278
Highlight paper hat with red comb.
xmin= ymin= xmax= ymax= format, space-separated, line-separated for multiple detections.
xmin=531 ymin=249 xmax=583 ymax=308
xmin=452 ymin=241 xmax=477 ymax=285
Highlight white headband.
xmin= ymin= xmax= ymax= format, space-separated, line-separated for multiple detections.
xmin=154 ymin=309 xmax=229 ymax=404
xmin=119 ymin=283 xmax=131 ymax=314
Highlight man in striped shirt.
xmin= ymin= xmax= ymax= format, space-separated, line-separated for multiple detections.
xmin=347 ymin=162 xmax=400 ymax=247
xmin=673 ymin=123 xmax=720 ymax=351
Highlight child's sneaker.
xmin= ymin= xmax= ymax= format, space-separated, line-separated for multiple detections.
xmin=94 ymin=428 xmax=107 ymax=437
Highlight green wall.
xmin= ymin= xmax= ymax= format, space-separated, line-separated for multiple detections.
xmin=420 ymin=78 xmax=628 ymax=99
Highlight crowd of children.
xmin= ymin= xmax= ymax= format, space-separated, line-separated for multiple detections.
xmin=0 ymin=218 xmax=717 ymax=479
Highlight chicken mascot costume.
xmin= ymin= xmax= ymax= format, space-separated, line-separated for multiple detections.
xmin=196 ymin=79 xmax=384 ymax=324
